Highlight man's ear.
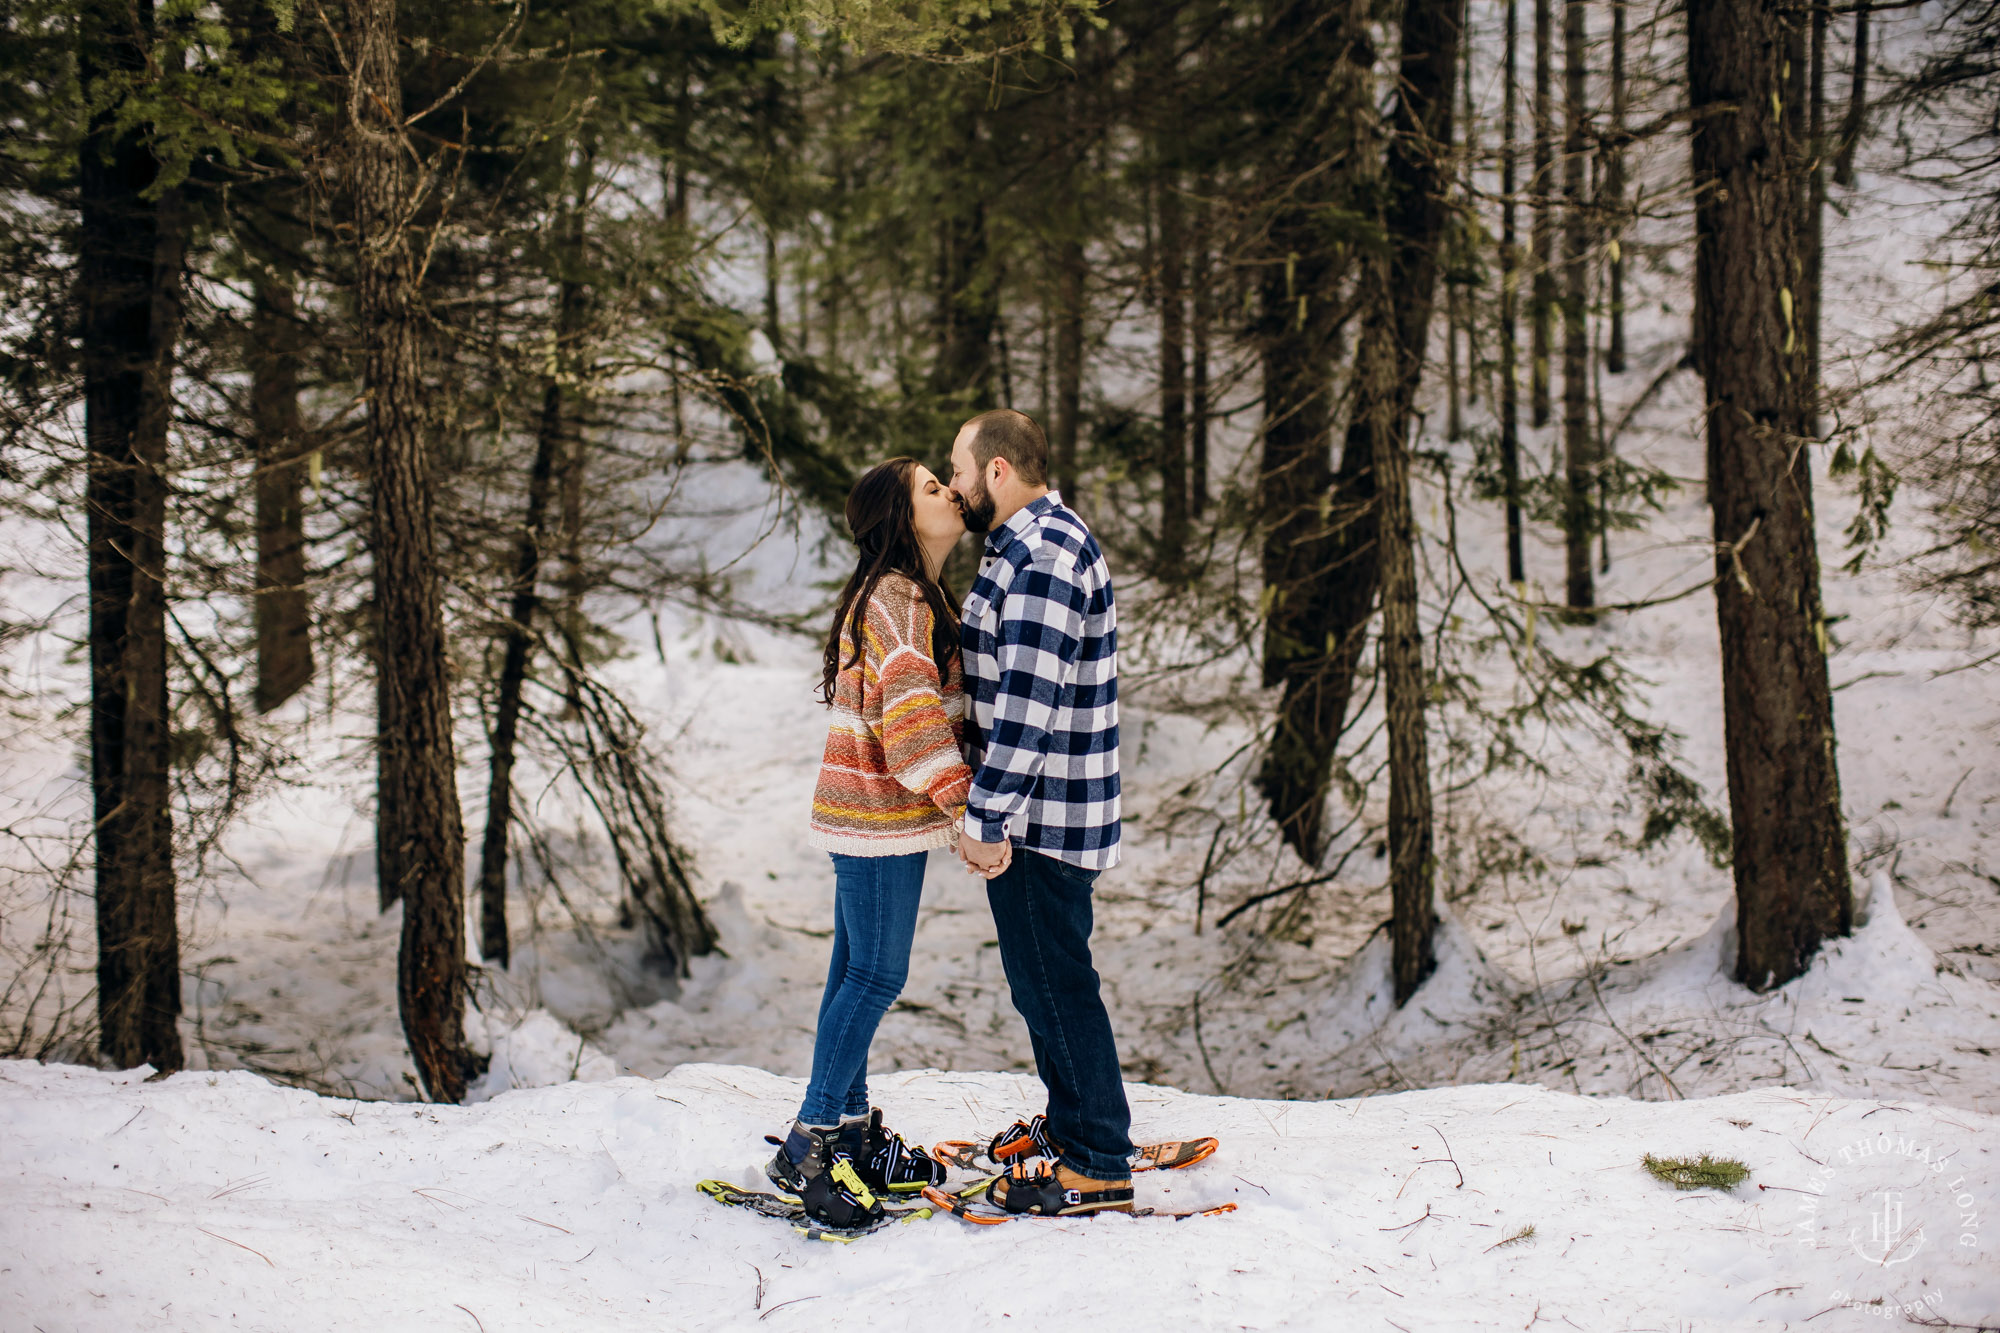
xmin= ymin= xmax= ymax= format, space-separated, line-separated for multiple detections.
xmin=989 ymin=456 xmax=1010 ymax=488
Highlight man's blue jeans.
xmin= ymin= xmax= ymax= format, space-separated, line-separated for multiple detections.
xmin=985 ymin=848 xmax=1135 ymax=1179
xmin=797 ymin=851 xmax=926 ymax=1126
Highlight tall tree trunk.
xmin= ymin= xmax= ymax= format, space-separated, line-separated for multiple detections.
xmin=1190 ymin=189 xmax=1212 ymax=520
xmin=1157 ymin=175 xmax=1189 ymax=573
xmin=998 ymin=312 xmax=1016 ymax=408
xmin=1830 ymin=0 xmax=1870 ymax=188
xmin=349 ymin=0 xmax=469 ymax=1102
xmin=1606 ymin=0 xmax=1628 ymax=374
xmin=1460 ymin=0 xmax=1480 ymax=411
xmin=1499 ymin=0 xmax=1526 ymax=583
xmin=1443 ymin=0 xmax=1470 ymax=443
xmin=1687 ymin=0 xmax=1851 ymax=991
xmin=930 ymin=110 xmax=997 ymax=409
xmin=80 ymin=0 xmax=185 ymax=1076
xmin=1052 ymin=237 xmax=1084 ymax=497
xmin=930 ymin=205 xmax=996 ymax=401
xmin=763 ymin=227 xmax=781 ymax=352
xmin=1357 ymin=0 xmax=1462 ymax=1005
xmin=1803 ymin=0 xmax=1826 ymax=439
xmin=1446 ymin=271 xmax=1463 ymax=441
xmin=1531 ymin=0 xmax=1554 ymax=427
xmin=1037 ymin=292 xmax=1052 ymax=421
xmin=250 ymin=272 xmax=314 ymax=712
xmin=477 ymin=158 xmax=590 ymax=973
xmin=1255 ymin=0 xmax=1377 ymax=865
xmin=1562 ymin=0 xmax=1595 ymax=611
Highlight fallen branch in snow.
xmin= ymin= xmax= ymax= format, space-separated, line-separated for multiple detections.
xmin=1587 ymin=967 xmax=1684 ymax=1100
xmin=1484 ymin=1224 xmax=1536 ymax=1251
xmin=1425 ymin=1126 xmax=1464 ymax=1188
xmin=759 ymin=1296 xmax=820 ymax=1321
xmin=454 ymin=1304 xmax=486 ymax=1333
xmin=1191 ymin=989 xmax=1226 ymax=1095
xmin=196 ymin=1227 xmax=274 ymax=1267
xmin=1904 ymin=1314 xmax=2000 ymax=1332
xmin=1379 ymin=1204 xmax=1439 ymax=1233
xmin=518 ymin=1214 xmax=571 ymax=1233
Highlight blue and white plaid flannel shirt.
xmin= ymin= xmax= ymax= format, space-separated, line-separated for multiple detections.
xmin=959 ymin=492 xmax=1121 ymax=870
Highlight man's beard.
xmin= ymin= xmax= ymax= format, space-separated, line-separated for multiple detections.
xmin=958 ymin=474 xmax=997 ymax=533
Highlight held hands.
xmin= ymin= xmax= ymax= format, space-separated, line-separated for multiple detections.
xmin=956 ymin=825 xmax=1012 ymax=880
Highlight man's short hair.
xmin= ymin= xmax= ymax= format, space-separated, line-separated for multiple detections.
xmin=963 ymin=408 xmax=1050 ymax=487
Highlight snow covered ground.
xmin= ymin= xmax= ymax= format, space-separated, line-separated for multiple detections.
xmin=4 ymin=1057 xmax=1995 ymax=1331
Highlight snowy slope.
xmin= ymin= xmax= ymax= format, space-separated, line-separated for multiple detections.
xmin=3 ymin=1058 xmax=1995 ymax=1332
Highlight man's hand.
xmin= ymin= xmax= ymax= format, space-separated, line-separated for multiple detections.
xmin=958 ymin=828 xmax=1011 ymax=879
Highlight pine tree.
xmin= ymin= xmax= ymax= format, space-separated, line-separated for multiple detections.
xmin=1687 ymin=0 xmax=1851 ymax=990
xmin=1253 ymin=0 xmax=1378 ymax=864
xmin=1561 ymin=0 xmax=1594 ymax=611
xmin=79 ymin=0 xmax=185 ymax=1075
xmin=1358 ymin=0 xmax=1462 ymax=1003
xmin=346 ymin=0 xmax=471 ymax=1101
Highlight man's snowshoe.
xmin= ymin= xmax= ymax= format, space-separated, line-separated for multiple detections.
xmin=932 ymin=1116 xmax=1218 ymax=1175
xmin=762 ymin=1120 xmax=885 ymax=1232
xmin=920 ymin=1169 xmax=1238 ymax=1226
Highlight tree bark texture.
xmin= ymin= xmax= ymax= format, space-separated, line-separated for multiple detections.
xmin=929 ymin=111 xmax=997 ymax=409
xmin=80 ymin=0 xmax=185 ymax=1075
xmin=1830 ymin=0 xmax=1869 ymax=188
xmin=1254 ymin=0 xmax=1377 ymax=865
xmin=1803 ymin=0 xmax=1826 ymax=438
xmin=1606 ymin=0 xmax=1628 ymax=374
xmin=1687 ymin=0 xmax=1852 ymax=991
xmin=1052 ymin=239 xmax=1084 ymax=500
xmin=349 ymin=0 xmax=470 ymax=1102
xmin=1500 ymin=0 xmax=1526 ymax=583
xmin=1156 ymin=176 xmax=1189 ymax=572
xmin=1360 ymin=0 xmax=1461 ymax=1005
xmin=250 ymin=273 xmax=314 ymax=712
xmin=1531 ymin=0 xmax=1555 ymax=427
xmin=477 ymin=177 xmax=587 ymax=973
xmin=1190 ymin=192 xmax=1211 ymax=520
xmin=1562 ymin=0 xmax=1596 ymax=610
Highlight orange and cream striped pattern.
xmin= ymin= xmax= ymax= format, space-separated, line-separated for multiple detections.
xmin=807 ymin=573 xmax=973 ymax=856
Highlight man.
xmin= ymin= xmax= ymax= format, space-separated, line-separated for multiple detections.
xmin=946 ymin=407 xmax=1135 ymax=1217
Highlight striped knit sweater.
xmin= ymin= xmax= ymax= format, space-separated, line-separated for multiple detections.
xmin=807 ymin=573 xmax=972 ymax=855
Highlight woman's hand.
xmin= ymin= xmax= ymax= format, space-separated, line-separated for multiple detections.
xmin=957 ymin=827 xmax=1012 ymax=880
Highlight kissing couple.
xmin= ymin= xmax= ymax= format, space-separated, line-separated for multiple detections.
xmin=763 ymin=408 xmax=1135 ymax=1231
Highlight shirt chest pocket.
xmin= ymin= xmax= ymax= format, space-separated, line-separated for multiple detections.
xmin=961 ymin=589 xmax=997 ymax=637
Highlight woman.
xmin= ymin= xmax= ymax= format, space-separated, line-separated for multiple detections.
xmin=763 ymin=457 xmax=1003 ymax=1232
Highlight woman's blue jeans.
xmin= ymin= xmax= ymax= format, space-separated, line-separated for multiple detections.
xmin=797 ymin=851 xmax=927 ymax=1126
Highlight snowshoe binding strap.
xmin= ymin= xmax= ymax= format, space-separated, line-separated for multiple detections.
xmin=987 ymin=1114 xmax=1058 ymax=1163
xmin=800 ymin=1155 xmax=884 ymax=1231
xmin=992 ymin=1160 xmax=1133 ymax=1217
xmin=862 ymin=1110 xmax=947 ymax=1193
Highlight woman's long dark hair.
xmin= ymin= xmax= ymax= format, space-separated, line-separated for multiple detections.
xmin=819 ymin=457 xmax=960 ymax=705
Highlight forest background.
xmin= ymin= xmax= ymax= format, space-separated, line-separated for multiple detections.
xmin=2 ymin=0 xmax=1999 ymax=1121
